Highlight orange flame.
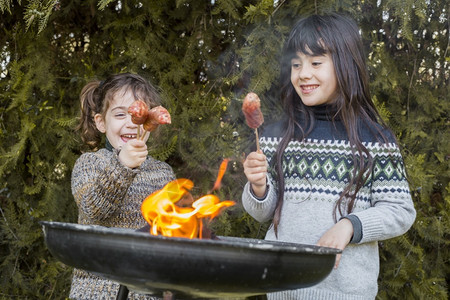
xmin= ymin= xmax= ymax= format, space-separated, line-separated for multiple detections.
xmin=141 ymin=160 xmax=235 ymax=239
xmin=211 ymin=158 xmax=229 ymax=192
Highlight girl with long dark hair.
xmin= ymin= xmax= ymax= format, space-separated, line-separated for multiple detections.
xmin=242 ymin=13 xmax=416 ymax=299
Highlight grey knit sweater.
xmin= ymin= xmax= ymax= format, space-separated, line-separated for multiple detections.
xmin=69 ymin=148 xmax=175 ymax=300
xmin=242 ymin=108 xmax=416 ymax=300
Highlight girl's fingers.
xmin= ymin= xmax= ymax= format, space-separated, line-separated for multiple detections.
xmin=244 ymin=156 xmax=267 ymax=170
xmin=247 ymin=167 xmax=267 ymax=176
xmin=243 ymin=151 xmax=268 ymax=187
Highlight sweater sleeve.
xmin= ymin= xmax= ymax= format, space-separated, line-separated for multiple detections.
xmin=71 ymin=150 xmax=139 ymax=222
xmin=352 ymin=144 xmax=416 ymax=244
xmin=241 ymin=175 xmax=278 ymax=223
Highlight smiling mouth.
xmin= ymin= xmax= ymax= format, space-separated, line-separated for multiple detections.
xmin=122 ymin=134 xmax=137 ymax=139
xmin=300 ymin=84 xmax=319 ymax=94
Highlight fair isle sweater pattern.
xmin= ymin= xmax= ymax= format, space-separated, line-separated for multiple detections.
xmin=263 ymin=136 xmax=408 ymax=209
xmin=69 ymin=148 xmax=175 ymax=300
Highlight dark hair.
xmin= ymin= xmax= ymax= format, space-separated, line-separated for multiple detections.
xmin=272 ymin=13 xmax=390 ymax=234
xmin=77 ymin=73 xmax=161 ymax=150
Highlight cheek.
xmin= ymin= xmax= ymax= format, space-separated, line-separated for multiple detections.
xmin=104 ymin=119 xmax=121 ymax=134
xmin=328 ymin=73 xmax=338 ymax=91
xmin=290 ymin=70 xmax=297 ymax=84
xmin=111 ymin=122 xmax=124 ymax=133
xmin=326 ymin=66 xmax=338 ymax=86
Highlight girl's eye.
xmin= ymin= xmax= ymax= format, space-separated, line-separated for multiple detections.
xmin=312 ymin=62 xmax=322 ymax=66
xmin=115 ymin=113 xmax=126 ymax=118
xmin=291 ymin=63 xmax=301 ymax=69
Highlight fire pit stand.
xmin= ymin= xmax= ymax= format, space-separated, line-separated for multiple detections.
xmin=117 ymin=285 xmax=129 ymax=300
xmin=41 ymin=221 xmax=340 ymax=299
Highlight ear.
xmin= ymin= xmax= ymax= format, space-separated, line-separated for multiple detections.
xmin=94 ymin=113 xmax=106 ymax=133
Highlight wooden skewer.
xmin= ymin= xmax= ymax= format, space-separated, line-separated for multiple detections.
xmin=255 ymin=128 xmax=260 ymax=152
xmin=140 ymin=129 xmax=148 ymax=141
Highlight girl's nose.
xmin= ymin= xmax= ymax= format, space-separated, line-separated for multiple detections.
xmin=298 ymin=65 xmax=312 ymax=79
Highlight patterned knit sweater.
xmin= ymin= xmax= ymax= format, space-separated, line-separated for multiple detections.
xmin=69 ymin=147 xmax=175 ymax=300
xmin=242 ymin=107 xmax=416 ymax=300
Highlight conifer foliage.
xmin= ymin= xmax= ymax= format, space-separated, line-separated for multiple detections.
xmin=0 ymin=1 xmax=448 ymax=299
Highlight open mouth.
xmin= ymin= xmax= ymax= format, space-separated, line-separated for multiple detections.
xmin=300 ymin=84 xmax=319 ymax=94
xmin=121 ymin=134 xmax=137 ymax=141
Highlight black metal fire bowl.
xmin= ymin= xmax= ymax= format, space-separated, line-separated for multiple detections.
xmin=41 ymin=221 xmax=340 ymax=299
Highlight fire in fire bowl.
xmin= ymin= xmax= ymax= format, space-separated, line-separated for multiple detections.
xmin=41 ymin=221 xmax=340 ymax=299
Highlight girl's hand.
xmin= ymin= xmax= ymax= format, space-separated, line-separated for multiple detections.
xmin=118 ymin=139 xmax=148 ymax=169
xmin=243 ymin=150 xmax=268 ymax=198
xmin=317 ymin=218 xmax=354 ymax=269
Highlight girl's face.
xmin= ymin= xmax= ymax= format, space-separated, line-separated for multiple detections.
xmin=290 ymin=51 xmax=338 ymax=106
xmin=94 ymin=88 xmax=149 ymax=149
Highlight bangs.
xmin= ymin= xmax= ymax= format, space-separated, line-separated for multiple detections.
xmin=104 ymin=76 xmax=157 ymax=106
xmin=285 ymin=16 xmax=330 ymax=58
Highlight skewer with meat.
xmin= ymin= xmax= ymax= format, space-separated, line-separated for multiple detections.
xmin=128 ymin=100 xmax=171 ymax=140
xmin=242 ymin=92 xmax=264 ymax=151
xmin=128 ymin=100 xmax=149 ymax=140
xmin=143 ymin=106 xmax=171 ymax=132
